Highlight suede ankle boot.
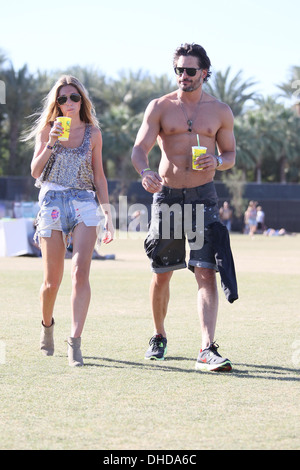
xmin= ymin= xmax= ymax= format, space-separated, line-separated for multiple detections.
xmin=40 ymin=318 xmax=55 ymax=356
xmin=67 ymin=336 xmax=84 ymax=367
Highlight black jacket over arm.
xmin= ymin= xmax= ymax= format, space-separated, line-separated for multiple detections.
xmin=207 ymin=222 xmax=238 ymax=303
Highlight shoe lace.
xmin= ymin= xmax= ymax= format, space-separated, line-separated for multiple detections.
xmin=208 ymin=341 xmax=221 ymax=357
xmin=149 ymin=335 xmax=164 ymax=350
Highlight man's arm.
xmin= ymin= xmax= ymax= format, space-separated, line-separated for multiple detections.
xmin=193 ymin=103 xmax=236 ymax=172
xmin=131 ymin=99 xmax=163 ymax=193
xmin=215 ymin=104 xmax=236 ymax=171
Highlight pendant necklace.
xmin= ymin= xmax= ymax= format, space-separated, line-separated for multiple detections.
xmin=177 ymin=91 xmax=203 ymax=133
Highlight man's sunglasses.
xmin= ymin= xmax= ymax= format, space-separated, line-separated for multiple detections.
xmin=57 ymin=93 xmax=81 ymax=106
xmin=174 ymin=67 xmax=201 ymax=77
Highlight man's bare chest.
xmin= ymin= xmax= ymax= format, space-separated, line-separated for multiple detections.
xmin=160 ymin=102 xmax=221 ymax=139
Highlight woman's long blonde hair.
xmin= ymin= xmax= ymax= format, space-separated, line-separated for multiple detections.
xmin=24 ymin=75 xmax=100 ymax=141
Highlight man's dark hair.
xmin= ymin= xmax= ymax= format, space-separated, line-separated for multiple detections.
xmin=173 ymin=43 xmax=212 ymax=82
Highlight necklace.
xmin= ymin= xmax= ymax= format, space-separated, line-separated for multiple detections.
xmin=177 ymin=91 xmax=203 ymax=133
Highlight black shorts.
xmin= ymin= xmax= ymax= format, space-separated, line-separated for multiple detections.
xmin=144 ymin=182 xmax=220 ymax=273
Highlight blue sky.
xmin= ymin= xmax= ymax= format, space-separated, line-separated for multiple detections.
xmin=1 ymin=0 xmax=299 ymax=100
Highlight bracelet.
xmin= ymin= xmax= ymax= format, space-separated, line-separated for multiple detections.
xmin=140 ymin=168 xmax=151 ymax=176
xmin=47 ymin=144 xmax=54 ymax=150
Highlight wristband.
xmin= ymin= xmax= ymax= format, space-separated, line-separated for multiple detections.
xmin=47 ymin=144 xmax=54 ymax=150
xmin=140 ymin=168 xmax=151 ymax=176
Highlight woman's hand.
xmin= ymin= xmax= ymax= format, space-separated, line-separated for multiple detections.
xmin=102 ymin=216 xmax=114 ymax=244
xmin=48 ymin=120 xmax=64 ymax=146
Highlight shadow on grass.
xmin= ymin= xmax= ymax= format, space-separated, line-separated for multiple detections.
xmin=82 ymin=356 xmax=300 ymax=381
xmin=84 ymin=356 xmax=196 ymax=374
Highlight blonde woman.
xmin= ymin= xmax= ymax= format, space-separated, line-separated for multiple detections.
xmin=27 ymin=75 xmax=114 ymax=366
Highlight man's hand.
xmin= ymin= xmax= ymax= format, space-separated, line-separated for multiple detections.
xmin=141 ymin=170 xmax=163 ymax=193
xmin=194 ymin=153 xmax=218 ymax=171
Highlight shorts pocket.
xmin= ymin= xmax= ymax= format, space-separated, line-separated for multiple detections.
xmin=76 ymin=191 xmax=95 ymax=202
xmin=38 ymin=204 xmax=61 ymax=229
xmin=73 ymin=199 xmax=100 ymax=227
xmin=34 ymin=204 xmax=62 ymax=241
xmin=153 ymin=191 xmax=167 ymax=205
xmin=144 ymin=233 xmax=160 ymax=260
xmin=42 ymin=193 xmax=55 ymax=206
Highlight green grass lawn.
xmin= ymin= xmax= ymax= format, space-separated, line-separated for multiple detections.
xmin=0 ymin=232 xmax=299 ymax=450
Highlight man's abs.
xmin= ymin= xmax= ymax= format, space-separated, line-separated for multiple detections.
xmin=157 ymin=129 xmax=217 ymax=188
xmin=158 ymin=154 xmax=215 ymax=189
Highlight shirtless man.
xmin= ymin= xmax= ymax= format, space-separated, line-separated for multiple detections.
xmin=131 ymin=43 xmax=236 ymax=372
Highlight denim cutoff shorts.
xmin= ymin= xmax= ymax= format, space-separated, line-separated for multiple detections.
xmin=35 ymin=189 xmax=101 ymax=245
xmin=144 ymin=182 xmax=220 ymax=273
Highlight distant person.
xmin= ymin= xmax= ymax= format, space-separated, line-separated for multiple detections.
xmin=131 ymin=43 xmax=238 ymax=372
xmin=219 ymin=201 xmax=233 ymax=232
xmin=25 ymin=75 xmax=114 ymax=367
xmin=264 ymin=228 xmax=287 ymax=236
xmin=27 ymin=219 xmax=41 ymax=257
xmin=128 ymin=210 xmax=141 ymax=231
xmin=256 ymin=205 xmax=265 ymax=233
xmin=0 ymin=204 xmax=5 ymax=218
xmin=65 ymin=235 xmax=115 ymax=260
xmin=244 ymin=201 xmax=257 ymax=236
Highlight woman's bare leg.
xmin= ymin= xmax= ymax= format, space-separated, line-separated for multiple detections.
xmin=40 ymin=230 xmax=66 ymax=326
xmin=70 ymin=223 xmax=97 ymax=338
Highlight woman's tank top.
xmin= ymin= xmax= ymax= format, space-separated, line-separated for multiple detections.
xmin=35 ymin=124 xmax=95 ymax=191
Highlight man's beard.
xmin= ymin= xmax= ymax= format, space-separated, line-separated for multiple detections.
xmin=179 ymin=77 xmax=202 ymax=93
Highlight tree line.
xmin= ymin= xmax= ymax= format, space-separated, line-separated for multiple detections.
xmin=0 ymin=50 xmax=299 ymax=184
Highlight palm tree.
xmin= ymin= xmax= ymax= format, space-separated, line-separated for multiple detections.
xmin=233 ymin=115 xmax=257 ymax=177
xmin=101 ymin=104 xmax=134 ymax=177
xmin=234 ymin=97 xmax=300 ymax=183
xmin=1 ymin=63 xmax=36 ymax=175
xmin=0 ymin=49 xmax=7 ymax=75
xmin=204 ymin=67 xmax=259 ymax=116
xmin=0 ymin=50 xmax=9 ymax=163
xmin=277 ymin=66 xmax=300 ymax=101
xmin=221 ymin=168 xmax=247 ymax=218
xmin=0 ymin=52 xmax=6 ymax=104
xmin=257 ymin=97 xmax=300 ymax=183
xmin=277 ymin=66 xmax=300 ymax=118
xmin=105 ymin=70 xmax=174 ymax=115
xmin=0 ymin=51 xmax=8 ymax=173
xmin=100 ymin=71 xmax=174 ymax=179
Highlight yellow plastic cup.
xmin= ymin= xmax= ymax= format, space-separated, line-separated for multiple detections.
xmin=192 ymin=146 xmax=207 ymax=170
xmin=56 ymin=117 xmax=72 ymax=141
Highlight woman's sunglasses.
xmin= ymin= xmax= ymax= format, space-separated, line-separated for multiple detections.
xmin=174 ymin=67 xmax=201 ymax=77
xmin=57 ymin=93 xmax=81 ymax=106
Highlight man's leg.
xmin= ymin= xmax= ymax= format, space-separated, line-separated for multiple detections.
xmin=150 ymin=271 xmax=173 ymax=337
xmin=194 ymin=266 xmax=232 ymax=372
xmin=145 ymin=271 xmax=173 ymax=360
xmin=194 ymin=267 xmax=218 ymax=350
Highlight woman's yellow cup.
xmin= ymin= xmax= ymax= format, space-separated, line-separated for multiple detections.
xmin=56 ymin=117 xmax=72 ymax=141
